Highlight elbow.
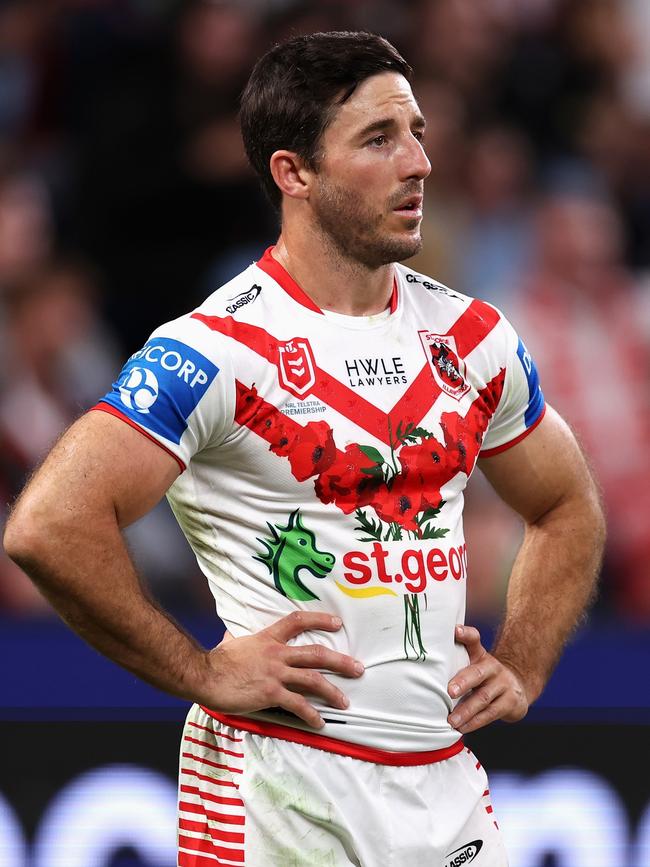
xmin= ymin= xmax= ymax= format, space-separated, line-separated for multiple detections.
xmin=3 ymin=505 xmax=48 ymax=571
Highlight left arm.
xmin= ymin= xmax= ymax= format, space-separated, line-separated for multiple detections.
xmin=447 ymin=406 xmax=606 ymax=734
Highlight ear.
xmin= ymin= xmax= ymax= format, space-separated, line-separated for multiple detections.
xmin=269 ymin=150 xmax=314 ymax=201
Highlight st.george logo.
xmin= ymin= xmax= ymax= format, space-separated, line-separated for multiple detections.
xmin=277 ymin=337 xmax=316 ymax=398
xmin=419 ymin=331 xmax=470 ymax=400
xmin=253 ymin=508 xmax=335 ymax=601
xmin=119 ymin=367 xmax=159 ymax=414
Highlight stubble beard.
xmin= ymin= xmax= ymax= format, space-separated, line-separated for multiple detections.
xmin=312 ymin=176 xmax=423 ymax=270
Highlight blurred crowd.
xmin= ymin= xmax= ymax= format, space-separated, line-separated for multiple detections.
xmin=0 ymin=0 xmax=649 ymax=623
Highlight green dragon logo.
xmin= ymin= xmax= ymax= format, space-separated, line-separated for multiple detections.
xmin=253 ymin=508 xmax=335 ymax=601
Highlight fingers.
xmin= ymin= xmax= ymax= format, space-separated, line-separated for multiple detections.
xmin=448 ymin=654 xmax=499 ymax=699
xmin=448 ymin=675 xmax=528 ymax=734
xmin=448 ymin=674 xmax=506 ymax=729
xmin=203 ymin=613 xmax=365 ymax=729
xmin=285 ymin=643 xmax=364 ymax=678
xmin=283 ymin=668 xmax=350 ymax=711
xmin=448 ymin=625 xmax=491 ymax=700
xmin=449 ymin=690 xmax=514 ymax=735
xmin=265 ymin=610 xmax=343 ymax=643
xmin=447 ymin=625 xmax=529 ymax=734
xmin=276 ymin=689 xmax=326 ymax=729
xmin=452 ymin=624 xmax=484 ymax=660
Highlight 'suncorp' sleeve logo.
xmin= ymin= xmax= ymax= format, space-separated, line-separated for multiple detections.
xmin=100 ymin=337 xmax=219 ymax=443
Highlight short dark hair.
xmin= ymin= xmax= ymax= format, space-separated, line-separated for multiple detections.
xmin=240 ymin=31 xmax=412 ymax=210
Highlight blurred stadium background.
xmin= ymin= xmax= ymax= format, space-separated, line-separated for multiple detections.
xmin=0 ymin=0 xmax=649 ymax=865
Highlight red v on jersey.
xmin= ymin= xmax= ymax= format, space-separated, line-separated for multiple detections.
xmin=192 ymin=298 xmax=499 ymax=447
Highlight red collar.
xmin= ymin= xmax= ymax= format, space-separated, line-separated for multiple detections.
xmin=256 ymin=246 xmax=398 ymax=315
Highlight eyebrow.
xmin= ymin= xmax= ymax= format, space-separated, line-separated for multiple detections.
xmin=356 ymin=114 xmax=427 ymax=140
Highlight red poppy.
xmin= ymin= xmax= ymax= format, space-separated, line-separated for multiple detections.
xmin=315 ymin=443 xmax=384 ymax=513
xmin=234 ymin=382 xmax=263 ymax=428
xmin=287 ymin=421 xmax=337 ymax=482
xmin=263 ymin=412 xmax=297 ymax=457
xmin=371 ymin=473 xmax=424 ymax=532
xmin=398 ymin=436 xmax=455 ymax=504
xmin=439 ymin=411 xmax=484 ymax=475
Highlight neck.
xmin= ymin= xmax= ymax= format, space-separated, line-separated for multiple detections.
xmin=272 ymin=225 xmax=395 ymax=317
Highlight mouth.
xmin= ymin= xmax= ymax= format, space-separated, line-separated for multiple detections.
xmin=392 ymin=194 xmax=423 ymax=220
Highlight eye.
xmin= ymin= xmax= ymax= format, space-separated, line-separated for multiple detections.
xmin=298 ymin=537 xmax=307 ymax=546
xmin=412 ymin=130 xmax=425 ymax=143
xmin=369 ymin=134 xmax=388 ymax=147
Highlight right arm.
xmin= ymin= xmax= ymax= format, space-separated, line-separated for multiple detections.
xmin=3 ymin=411 xmax=362 ymax=727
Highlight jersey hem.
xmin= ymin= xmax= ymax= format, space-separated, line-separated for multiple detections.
xmin=200 ymin=707 xmax=464 ymax=766
xmin=90 ymin=403 xmax=187 ymax=472
xmin=479 ymin=404 xmax=546 ymax=457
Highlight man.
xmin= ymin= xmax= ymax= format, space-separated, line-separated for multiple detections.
xmin=4 ymin=32 xmax=604 ymax=867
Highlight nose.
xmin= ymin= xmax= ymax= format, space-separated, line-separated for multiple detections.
xmin=400 ymin=135 xmax=431 ymax=182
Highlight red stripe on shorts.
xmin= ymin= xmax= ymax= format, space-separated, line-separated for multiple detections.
xmin=179 ymin=802 xmax=245 ymax=826
xmin=179 ymin=799 xmax=241 ymax=817
xmin=181 ymin=751 xmax=244 ymax=774
xmin=188 ymin=720 xmax=243 ymax=742
xmin=179 ymin=818 xmax=245 ymax=845
xmin=179 ymin=851 xmax=240 ymax=867
xmin=180 ymin=784 xmax=244 ymax=807
xmin=179 ymin=834 xmax=245 ymax=862
xmin=183 ymin=735 xmax=245 ymax=759
xmin=180 ymin=768 xmax=239 ymax=789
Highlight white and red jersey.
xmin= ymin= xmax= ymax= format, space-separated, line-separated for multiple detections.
xmin=95 ymin=247 xmax=545 ymax=756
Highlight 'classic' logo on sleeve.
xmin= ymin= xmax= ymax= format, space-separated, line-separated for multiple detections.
xmin=105 ymin=337 xmax=219 ymax=443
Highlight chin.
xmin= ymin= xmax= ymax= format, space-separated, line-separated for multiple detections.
xmin=387 ymin=232 xmax=423 ymax=262
xmin=357 ymin=236 xmax=421 ymax=268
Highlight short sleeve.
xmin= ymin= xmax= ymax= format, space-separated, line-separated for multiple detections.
xmin=91 ymin=315 xmax=235 ymax=470
xmin=480 ymin=317 xmax=546 ymax=456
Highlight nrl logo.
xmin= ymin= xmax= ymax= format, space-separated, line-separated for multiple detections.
xmin=277 ymin=337 xmax=316 ymax=398
xmin=419 ymin=330 xmax=470 ymax=400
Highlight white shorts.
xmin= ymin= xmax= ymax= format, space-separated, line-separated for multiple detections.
xmin=177 ymin=705 xmax=508 ymax=867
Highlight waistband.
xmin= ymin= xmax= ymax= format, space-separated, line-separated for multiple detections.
xmin=200 ymin=706 xmax=464 ymax=766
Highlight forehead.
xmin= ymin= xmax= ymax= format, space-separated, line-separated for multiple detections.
xmin=327 ymin=72 xmax=422 ymax=136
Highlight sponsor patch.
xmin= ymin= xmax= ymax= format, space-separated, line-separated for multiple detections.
xmin=102 ymin=337 xmax=219 ymax=443
xmin=340 ymin=539 xmax=466 ymax=597
xmin=419 ymin=331 xmax=470 ymax=400
xmin=445 ymin=840 xmax=483 ymax=867
xmin=226 ymin=283 xmax=262 ymax=315
xmin=406 ymin=272 xmax=461 ymax=298
xmin=344 ymin=355 xmax=408 ymax=388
